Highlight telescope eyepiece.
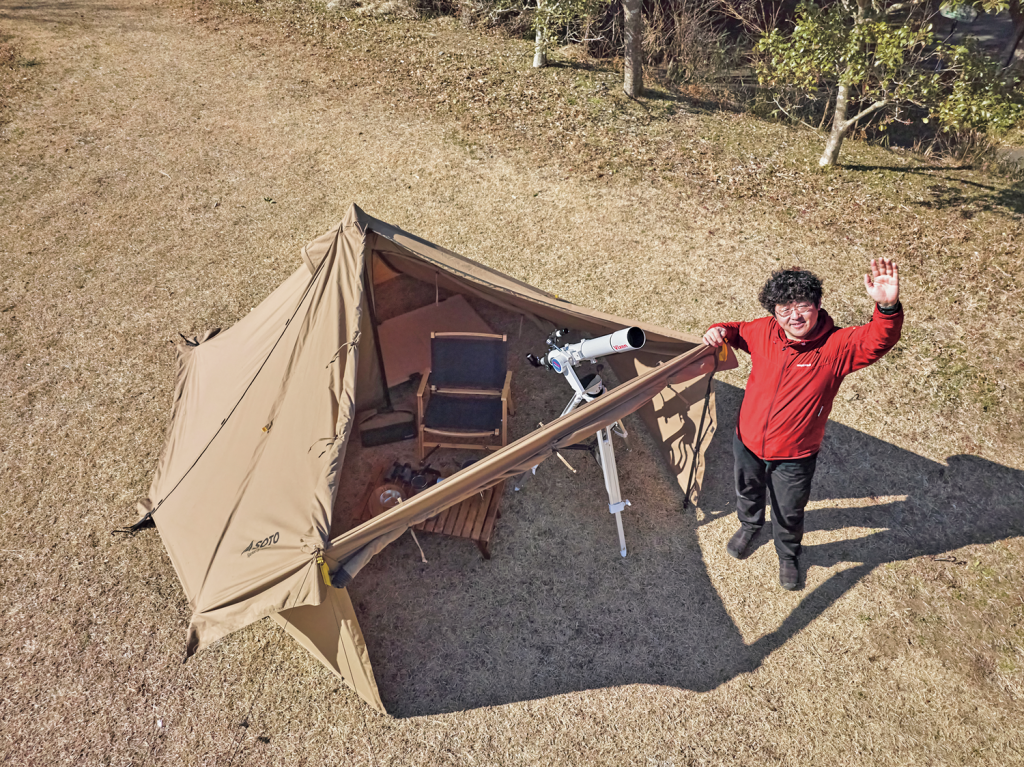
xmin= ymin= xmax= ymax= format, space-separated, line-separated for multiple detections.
xmin=525 ymin=353 xmax=547 ymax=369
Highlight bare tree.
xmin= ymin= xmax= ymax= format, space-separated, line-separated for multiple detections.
xmin=534 ymin=1 xmax=548 ymax=67
xmin=623 ymin=0 xmax=643 ymax=96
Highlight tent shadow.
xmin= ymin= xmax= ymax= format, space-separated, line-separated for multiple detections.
xmin=348 ymin=382 xmax=1024 ymax=717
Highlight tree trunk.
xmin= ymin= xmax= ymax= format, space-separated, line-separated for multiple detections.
xmin=623 ymin=0 xmax=643 ymax=97
xmin=1002 ymin=0 xmax=1024 ymax=71
xmin=819 ymin=83 xmax=851 ymax=167
xmin=533 ymin=23 xmax=547 ymax=68
xmin=820 ymin=0 xmax=874 ymax=167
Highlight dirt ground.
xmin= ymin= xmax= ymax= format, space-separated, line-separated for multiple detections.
xmin=1 ymin=0 xmax=1022 ymax=765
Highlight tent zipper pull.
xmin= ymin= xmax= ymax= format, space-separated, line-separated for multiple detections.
xmin=316 ymin=552 xmax=331 ymax=587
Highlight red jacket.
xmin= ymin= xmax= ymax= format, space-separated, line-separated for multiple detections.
xmin=710 ymin=306 xmax=903 ymax=460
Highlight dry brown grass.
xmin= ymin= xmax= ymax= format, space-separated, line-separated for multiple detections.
xmin=0 ymin=0 xmax=1022 ymax=765
xmin=0 ymin=25 xmax=23 ymax=125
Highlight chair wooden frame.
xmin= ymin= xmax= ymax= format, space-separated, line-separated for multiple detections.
xmin=417 ymin=332 xmax=515 ymax=461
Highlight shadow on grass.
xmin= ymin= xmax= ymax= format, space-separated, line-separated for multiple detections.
xmin=0 ymin=1 xmax=124 ymax=24
xmin=543 ymin=59 xmax=617 ymax=75
xmin=841 ymin=163 xmax=1024 ymax=217
xmin=529 ymin=58 xmax=745 ymax=115
xmin=350 ymin=381 xmax=1023 ymax=717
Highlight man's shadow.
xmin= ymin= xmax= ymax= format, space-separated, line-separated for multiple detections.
xmin=348 ymin=382 xmax=1024 ymax=717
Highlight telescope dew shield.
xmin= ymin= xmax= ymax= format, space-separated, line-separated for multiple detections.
xmin=573 ymin=327 xmax=646 ymax=361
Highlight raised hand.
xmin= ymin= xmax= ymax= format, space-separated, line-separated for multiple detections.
xmin=864 ymin=258 xmax=900 ymax=307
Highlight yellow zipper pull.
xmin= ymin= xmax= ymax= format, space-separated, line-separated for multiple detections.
xmin=316 ymin=552 xmax=331 ymax=587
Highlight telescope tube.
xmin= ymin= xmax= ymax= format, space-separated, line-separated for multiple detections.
xmin=572 ymin=327 xmax=646 ymax=361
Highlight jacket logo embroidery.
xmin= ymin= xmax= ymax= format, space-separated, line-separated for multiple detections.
xmin=796 ymin=363 xmax=814 ymax=367
xmin=242 ymin=532 xmax=280 ymax=557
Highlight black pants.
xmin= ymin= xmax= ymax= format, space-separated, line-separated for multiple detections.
xmin=733 ymin=432 xmax=818 ymax=563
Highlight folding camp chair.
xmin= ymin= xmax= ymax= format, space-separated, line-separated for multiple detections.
xmin=416 ymin=332 xmax=515 ymax=461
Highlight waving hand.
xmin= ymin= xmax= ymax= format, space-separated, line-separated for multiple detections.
xmin=864 ymin=258 xmax=900 ymax=307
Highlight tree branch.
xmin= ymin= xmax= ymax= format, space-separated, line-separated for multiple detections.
xmin=842 ymin=99 xmax=888 ymax=129
xmin=885 ymin=0 xmax=926 ymax=15
xmin=771 ymin=96 xmax=820 ymax=131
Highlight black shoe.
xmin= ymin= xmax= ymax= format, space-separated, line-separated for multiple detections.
xmin=779 ymin=559 xmax=800 ymax=590
xmin=727 ymin=527 xmax=757 ymax=559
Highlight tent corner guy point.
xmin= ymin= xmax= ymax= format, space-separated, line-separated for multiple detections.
xmin=130 ymin=203 xmax=738 ymax=714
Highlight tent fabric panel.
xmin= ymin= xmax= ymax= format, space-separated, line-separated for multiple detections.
xmin=273 ymin=587 xmax=386 ymax=713
xmin=148 ymin=213 xmax=376 ymax=657
xmin=137 ymin=268 xmax=311 ymax=526
xmin=154 ymin=262 xmax=336 ymax=608
xmin=366 ymin=232 xmax=695 ymax=356
xmin=608 ymin=352 xmax=722 ymax=504
xmin=186 ymin=255 xmax=351 ymax=614
xmin=186 ymin=558 xmax=325 ymax=657
xmin=148 ymin=268 xmax=324 ymax=601
xmin=182 ymin=219 xmax=369 ymax=655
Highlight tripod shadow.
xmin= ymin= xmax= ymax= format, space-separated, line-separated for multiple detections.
xmin=349 ymin=382 xmax=1024 ymax=716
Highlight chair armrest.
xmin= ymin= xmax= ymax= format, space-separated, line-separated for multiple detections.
xmin=433 ymin=387 xmax=502 ymax=397
xmin=432 ymin=332 xmax=507 ymax=342
xmin=417 ymin=368 xmax=431 ymax=420
xmin=502 ymin=370 xmax=515 ymax=416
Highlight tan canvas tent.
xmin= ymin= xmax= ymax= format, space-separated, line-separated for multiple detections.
xmin=134 ymin=204 xmax=737 ymax=713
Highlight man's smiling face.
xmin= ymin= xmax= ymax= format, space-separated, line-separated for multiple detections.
xmin=775 ymin=301 xmax=820 ymax=341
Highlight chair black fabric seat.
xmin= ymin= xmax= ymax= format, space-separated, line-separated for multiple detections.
xmin=423 ymin=394 xmax=503 ymax=433
xmin=417 ymin=331 xmax=513 ymax=460
xmin=430 ymin=336 xmax=507 ymax=390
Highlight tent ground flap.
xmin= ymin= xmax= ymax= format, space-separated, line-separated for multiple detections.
xmin=273 ymin=587 xmax=386 ymax=713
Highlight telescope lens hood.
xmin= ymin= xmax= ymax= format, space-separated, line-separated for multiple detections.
xmin=625 ymin=327 xmax=645 ymax=349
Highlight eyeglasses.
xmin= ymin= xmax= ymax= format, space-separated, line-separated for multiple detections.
xmin=775 ymin=302 xmax=816 ymax=318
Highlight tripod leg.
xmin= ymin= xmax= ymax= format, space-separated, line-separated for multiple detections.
xmin=597 ymin=425 xmax=629 ymax=558
xmin=613 ymin=506 xmax=627 ymax=560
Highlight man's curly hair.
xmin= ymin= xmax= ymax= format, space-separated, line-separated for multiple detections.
xmin=758 ymin=268 xmax=824 ymax=314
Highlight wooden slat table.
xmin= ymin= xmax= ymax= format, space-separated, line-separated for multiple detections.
xmin=351 ymin=464 xmax=504 ymax=559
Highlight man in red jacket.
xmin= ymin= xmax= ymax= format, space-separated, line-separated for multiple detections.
xmin=703 ymin=259 xmax=902 ymax=590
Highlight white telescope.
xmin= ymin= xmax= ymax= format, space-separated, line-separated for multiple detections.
xmin=536 ymin=327 xmax=646 ymax=374
xmin=564 ymin=327 xmax=646 ymax=364
xmin=524 ymin=327 xmax=647 ymax=558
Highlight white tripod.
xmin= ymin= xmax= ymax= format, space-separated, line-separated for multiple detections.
xmin=527 ymin=327 xmax=646 ymax=558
